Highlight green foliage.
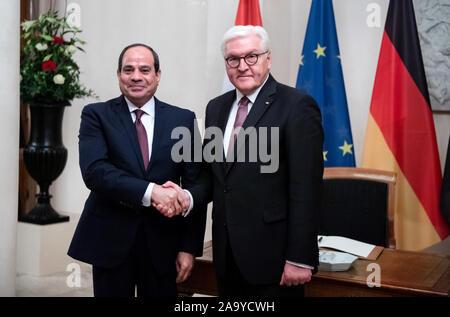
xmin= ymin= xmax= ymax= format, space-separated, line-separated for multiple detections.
xmin=20 ymin=10 xmax=95 ymax=104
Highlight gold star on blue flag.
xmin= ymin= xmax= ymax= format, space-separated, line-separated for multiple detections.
xmin=296 ymin=0 xmax=355 ymax=167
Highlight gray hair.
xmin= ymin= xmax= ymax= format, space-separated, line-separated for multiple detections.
xmin=221 ymin=25 xmax=270 ymax=57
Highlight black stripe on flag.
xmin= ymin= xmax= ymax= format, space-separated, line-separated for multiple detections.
xmin=384 ymin=0 xmax=431 ymax=107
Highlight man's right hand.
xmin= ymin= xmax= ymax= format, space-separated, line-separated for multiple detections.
xmin=152 ymin=181 xmax=191 ymax=217
xmin=151 ymin=184 xmax=182 ymax=217
xmin=162 ymin=181 xmax=191 ymax=212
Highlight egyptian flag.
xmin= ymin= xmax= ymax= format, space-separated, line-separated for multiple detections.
xmin=362 ymin=0 xmax=449 ymax=250
xmin=222 ymin=0 xmax=262 ymax=92
xmin=234 ymin=0 xmax=262 ymax=25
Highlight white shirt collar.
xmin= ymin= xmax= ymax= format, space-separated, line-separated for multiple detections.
xmin=124 ymin=96 xmax=155 ymax=118
xmin=235 ymin=74 xmax=270 ymax=104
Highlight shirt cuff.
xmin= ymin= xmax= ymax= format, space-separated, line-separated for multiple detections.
xmin=286 ymin=260 xmax=314 ymax=270
xmin=181 ymin=189 xmax=194 ymax=217
xmin=141 ymin=182 xmax=155 ymax=207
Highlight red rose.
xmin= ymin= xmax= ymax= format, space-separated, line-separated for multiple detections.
xmin=52 ymin=36 xmax=64 ymax=44
xmin=42 ymin=60 xmax=56 ymax=71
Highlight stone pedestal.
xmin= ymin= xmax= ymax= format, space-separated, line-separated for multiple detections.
xmin=16 ymin=213 xmax=79 ymax=276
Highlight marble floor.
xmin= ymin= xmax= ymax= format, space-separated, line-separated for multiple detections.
xmin=16 ymin=262 xmax=93 ymax=297
xmin=15 ymin=262 xmax=209 ymax=297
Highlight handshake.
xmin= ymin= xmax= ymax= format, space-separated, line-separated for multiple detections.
xmin=151 ymin=181 xmax=191 ymax=218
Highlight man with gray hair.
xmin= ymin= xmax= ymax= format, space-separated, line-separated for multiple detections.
xmin=164 ymin=25 xmax=324 ymax=296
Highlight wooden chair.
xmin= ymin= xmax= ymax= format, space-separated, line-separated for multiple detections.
xmin=319 ymin=167 xmax=396 ymax=248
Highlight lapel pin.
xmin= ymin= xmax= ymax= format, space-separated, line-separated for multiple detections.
xmin=265 ymin=101 xmax=270 ymax=104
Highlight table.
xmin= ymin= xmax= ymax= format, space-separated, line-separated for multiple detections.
xmin=178 ymin=244 xmax=450 ymax=297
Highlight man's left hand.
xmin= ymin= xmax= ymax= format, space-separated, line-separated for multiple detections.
xmin=176 ymin=252 xmax=194 ymax=284
xmin=279 ymin=262 xmax=312 ymax=286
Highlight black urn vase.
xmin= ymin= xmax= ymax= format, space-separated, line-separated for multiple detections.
xmin=22 ymin=103 xmax=70 ymax=225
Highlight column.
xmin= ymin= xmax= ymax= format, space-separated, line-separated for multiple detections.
xmin=0 ymin=0 xmax=20 ymax=296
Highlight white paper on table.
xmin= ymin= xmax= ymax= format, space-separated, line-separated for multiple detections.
xmin=318 ymin=235 xmax=375 ymax=258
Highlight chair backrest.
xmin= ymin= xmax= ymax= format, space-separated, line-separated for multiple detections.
xmin=319 ymin=167 xmax=396 ymax=248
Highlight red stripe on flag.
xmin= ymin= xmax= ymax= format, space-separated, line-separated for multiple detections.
xmin=370 ymin=32 xmax=449 ymax=238
xmin=235 ymin=0 xmax=262 ymax=26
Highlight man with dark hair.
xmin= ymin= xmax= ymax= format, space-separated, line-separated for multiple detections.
xmin=68 ymin=44 xmax=206 ymax=296
xmin=117 ymin=43 xmax=160 ymax=73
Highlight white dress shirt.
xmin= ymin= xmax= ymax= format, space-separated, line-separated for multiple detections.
xmin=223 ymin=79 xmax=266 ymax=157
xmin=125 ymin=97 xmax=156 ymax=207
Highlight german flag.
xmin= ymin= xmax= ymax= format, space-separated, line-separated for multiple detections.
xmin=362 ymin=0 xmax=449 ymax=250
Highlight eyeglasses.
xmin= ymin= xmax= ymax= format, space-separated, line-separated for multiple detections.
xmin=225 ymin=51 xmax=268 ymax=68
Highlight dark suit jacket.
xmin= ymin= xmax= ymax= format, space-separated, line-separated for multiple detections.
xmin=441 ymin=135 xmax=450 ymax=226
xmin=190 ymin=75 xmax=323 ymax=285
xmin=68 ymin=95 xmax=206 ymax=275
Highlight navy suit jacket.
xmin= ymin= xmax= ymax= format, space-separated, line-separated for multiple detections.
xmin=68 ymin=95 xmax=206 ymax=274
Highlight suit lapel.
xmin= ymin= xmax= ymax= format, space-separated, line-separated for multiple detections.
xmin=224 ymin=75 xmax=277 ymax=176
xmin=115 ymin=96 xmax=147 ymax=174
xmin=241 ymin=75 xmax=277 ymax=131
xmin=147 ymin=97 xmax=166 ymax=172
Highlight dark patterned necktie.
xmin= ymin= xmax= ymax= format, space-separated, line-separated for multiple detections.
xmin=227 ymin=96 xmax=250 ymax=158
xmin=134 ymin=109 xmax=149 ymax=169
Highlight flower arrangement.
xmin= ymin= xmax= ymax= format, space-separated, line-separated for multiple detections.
xmin=20 ymin=10 xmax=95 ymax=105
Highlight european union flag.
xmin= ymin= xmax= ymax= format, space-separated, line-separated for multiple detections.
xmin=296 ymin=0 xmax=355 ymax=167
